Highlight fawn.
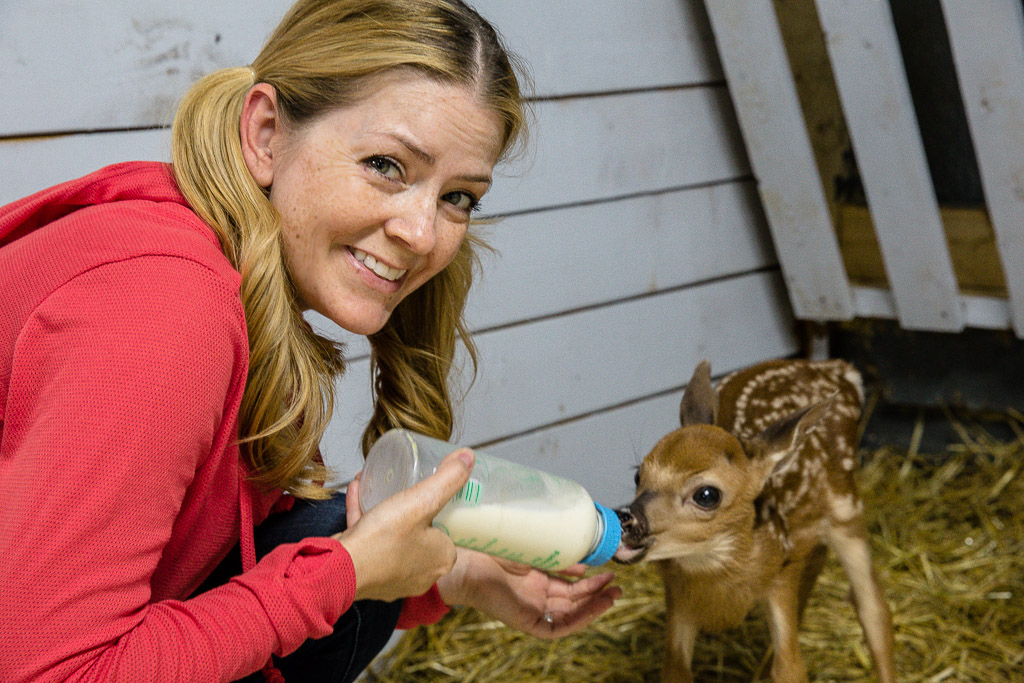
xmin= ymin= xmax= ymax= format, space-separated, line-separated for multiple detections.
xmin=614 ymin=359 xmax=895 ymax=683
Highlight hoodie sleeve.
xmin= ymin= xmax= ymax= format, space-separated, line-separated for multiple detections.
xmin=398 ymin=586 xmax=450 ymax=629
xmin=0 ymin=256 xmax=354 ymax=682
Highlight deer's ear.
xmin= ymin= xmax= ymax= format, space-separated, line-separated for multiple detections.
xmin=680 ymin=360 xmax=717 ymax=427
xmin=745 ymin=397 xmax=833 ymax=484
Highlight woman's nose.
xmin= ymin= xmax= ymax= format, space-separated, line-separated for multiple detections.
xmin=384 ymin=192 xmax=438 ymax=255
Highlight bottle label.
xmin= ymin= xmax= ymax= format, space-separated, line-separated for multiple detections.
xmin=451 ymin=478 xmax=482 ymax=505
xmin=431 ymin=523 xmax=564 ymax=570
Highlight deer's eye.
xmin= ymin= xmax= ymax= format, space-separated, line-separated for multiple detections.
xmin=692 ymin=486 xmax=721 ymax=510
xmin=633 ymin=468 xmax=641 ymax=487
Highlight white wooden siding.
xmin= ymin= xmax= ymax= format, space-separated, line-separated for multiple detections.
xmin=0 ymin=0 xmax=721 ymax=136
xmin=1 ymin=0 xmax=798 ymax=506
xmin=325 ymin=272 xmax=796 ymax=490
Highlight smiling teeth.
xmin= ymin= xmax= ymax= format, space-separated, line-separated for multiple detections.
xmin=351 ymin=248 xmax=407 ymax=282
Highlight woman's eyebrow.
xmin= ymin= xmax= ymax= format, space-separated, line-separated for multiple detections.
xmin=385 ymin=132 xmax=492 ymax=185
xmin=385 ymin=132 xmax=435 ymax=165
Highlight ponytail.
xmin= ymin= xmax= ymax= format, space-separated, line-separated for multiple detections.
xmin=171 ymin=67 xmax=342 ymax=498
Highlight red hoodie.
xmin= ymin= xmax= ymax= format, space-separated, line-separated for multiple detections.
xmin=0 ymin=162 xmax=446 ymax=682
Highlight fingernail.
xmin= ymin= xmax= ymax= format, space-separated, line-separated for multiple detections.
xmin=457 ymin=449 xmax=475 ymax=469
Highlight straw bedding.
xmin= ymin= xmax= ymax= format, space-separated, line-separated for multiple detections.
xmin=368 ymin=412 xmax=1023 ymax=682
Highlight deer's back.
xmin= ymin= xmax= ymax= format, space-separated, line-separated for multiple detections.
xmin=716 ymin=359 xmax=866 ymax=546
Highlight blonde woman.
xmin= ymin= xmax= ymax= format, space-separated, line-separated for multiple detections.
xmin=0 ymin=1 xmax=621 ymax=681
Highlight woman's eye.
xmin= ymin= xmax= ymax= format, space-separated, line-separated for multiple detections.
xmin=692 ymin=486 xmax=721 ymax=510
xmin=442 ymin=191 xmax=479 ymax=213
xmin=366 ymin=156 xmax=402 ymax=180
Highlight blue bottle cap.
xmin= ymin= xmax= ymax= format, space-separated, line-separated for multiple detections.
xmin=581 ymin=502 xmax=622 ymax=566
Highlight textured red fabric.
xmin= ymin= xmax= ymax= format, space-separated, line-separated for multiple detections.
xmin=0 ymin=163 xmax=446 ymax=682
xmin=397 ymin=585 xmax=450 ymax=630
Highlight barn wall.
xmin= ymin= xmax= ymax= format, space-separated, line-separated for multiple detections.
xmin=0 ymin=0 xmax=799 ymax=507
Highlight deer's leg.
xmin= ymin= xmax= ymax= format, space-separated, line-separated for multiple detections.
xmin=661 ymin=612 xmax=697 ymax=683
xmin=827 ymin=522 xmax=896 ymax=683
xmin=796 ymin=543 xmax=828 ymax=622
xmin=659 ymin=569 xmax=697 ymax=683
xmin=765 ymin=559 xmax=810 ymax=683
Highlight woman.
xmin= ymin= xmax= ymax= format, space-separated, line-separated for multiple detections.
xmin=0 ymin=1 xmax=621 ymax=681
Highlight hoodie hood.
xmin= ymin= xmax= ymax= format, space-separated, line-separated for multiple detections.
xmin=0 ymin=162 xmax=208 ymax=249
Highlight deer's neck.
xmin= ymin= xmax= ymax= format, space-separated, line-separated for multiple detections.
xmin=657 ymin=524 xmax=785 ymax=632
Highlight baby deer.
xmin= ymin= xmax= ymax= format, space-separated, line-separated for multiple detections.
xmin=614 ymin=359 xmax=895 ymax=683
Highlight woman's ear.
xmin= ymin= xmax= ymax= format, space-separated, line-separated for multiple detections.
xmin=240 ymin=83 xmax=281 ymax=188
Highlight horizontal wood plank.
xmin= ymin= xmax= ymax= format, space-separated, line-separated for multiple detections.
xmin=0 ymin=0 xmax=721 ymax=137
xmin=0 ymin=88 xmax=748 ymax=213
xmin=852 ymin=286 xmax=1011 ymax=333
xmin=309 ymin=179 xmax=776 ymax=359
xmin=0 ymin=0 xmax=277 ymax=137
xmin=485 ymin=87 xmax=748 ymax=213
xmin=469 ymin=181 xmax=775 ymax=329
xmin=476 ymin=391 xmax=685 ymax=508
xmin=322 ymin=271 xmax=798 ymax=478
xmin=479 ymin=0 xmax=722 ymax=98
xmin=836 ymin=203 xmax=1008 ymax=297
xmin=0 ymin=131 xmax=171 ymax=208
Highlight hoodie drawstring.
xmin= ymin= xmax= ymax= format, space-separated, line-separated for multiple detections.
xmin=239 ymin=468 xmax=286 ymax=683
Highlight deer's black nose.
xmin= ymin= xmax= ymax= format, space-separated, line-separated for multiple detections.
xmin=615 ymin=504 xmax=649 ymax=538
xmin=615 ymin=506 xmax=635 ymax=529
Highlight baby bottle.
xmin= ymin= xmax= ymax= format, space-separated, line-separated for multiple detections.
xmin=359 ymin=429 xmax=622 ymax=572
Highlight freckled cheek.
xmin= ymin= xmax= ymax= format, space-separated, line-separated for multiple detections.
xmin=437 ymin=224 xmax=469 ymax=263
xmin=277 ymin=187 xmax=348 ymax=255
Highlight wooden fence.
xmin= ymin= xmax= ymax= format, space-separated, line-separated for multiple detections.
xmin=705 ymin=0 xmax=1024 ymax=339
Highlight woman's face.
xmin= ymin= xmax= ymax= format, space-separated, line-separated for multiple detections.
xmin=247 ymin=73 xmax=504 ymax=335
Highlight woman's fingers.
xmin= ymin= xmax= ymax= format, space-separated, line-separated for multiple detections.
xmin=536 ymin=571 xmax=622 ymax=635
xmin=345 ymin=473 xmax=363 ymax=528
xmin=548 ymin=588 xmax=620 ymax=636
xmin=334 ymin=449 xmax=474 ymax=602
xmin=556 ymin=563 xmax=588 ymax=578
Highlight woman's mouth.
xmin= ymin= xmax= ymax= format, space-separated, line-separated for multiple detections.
xmin=350 ymin=247 xmax=407 ymax=282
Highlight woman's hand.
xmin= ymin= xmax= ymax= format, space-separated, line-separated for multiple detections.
xmin=333 ymin=448 xmax=474 ymax=603
xmin=436 ymin=548 xmax=622 ymax=639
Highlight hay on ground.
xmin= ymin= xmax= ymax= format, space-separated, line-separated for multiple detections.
xmin=368 ymin=414 xmax=1024 ymax=682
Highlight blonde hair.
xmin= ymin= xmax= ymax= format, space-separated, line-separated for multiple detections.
xmin=170 ymin=0 xmax=526 ymax=498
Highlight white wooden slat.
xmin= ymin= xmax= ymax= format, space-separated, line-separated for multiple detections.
xmin=478 ymin=0 xmax=722 ymax=99
xmin=703 ymin=0 xmax=854 ymax=322
xmin=478 ymin=391 xmax=685 ymax=509
xmin=0 ymin=131 xmax=172 ymax=207
xmin=815 ymin=0 xmax=963 ymax=332
xmin=940 ymin=0 xmax=1024 ymax=339
xmin=486 ymin=87 xmax=748 ymax=213
xmin=330 ymin=389 xmax=682 ymax=509
xmin=0 ymin=1 xmax=278 ymax=137
xmin=470 ymin=180 xmax=775 ymax=330
xmin=308 ymin=179 xmax=777 ymax=360
xmin=321 ymin=271 xmax=799 ymax=479
xmin=0 ymin=0 xmax=720 ymax=137
xmin=853 ymin=286 xmax=1012 ymax=333
xmin=0 ymin=88 xmax=747 ymax=212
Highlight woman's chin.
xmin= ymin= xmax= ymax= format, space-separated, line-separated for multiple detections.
xmin=315 ymin=304 xmax=394 ymax=337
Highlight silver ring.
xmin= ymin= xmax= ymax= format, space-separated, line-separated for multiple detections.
xmin=542 ymin=612 xmax=554 ymax=624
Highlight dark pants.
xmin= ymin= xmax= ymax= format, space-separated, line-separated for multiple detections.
xmin=194 ymin=493 xmax=403 ymax=683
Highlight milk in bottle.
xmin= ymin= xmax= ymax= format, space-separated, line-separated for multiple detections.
xmin=358 ymin=429 xmax=621 ymax=571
